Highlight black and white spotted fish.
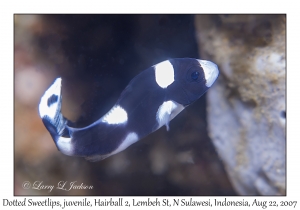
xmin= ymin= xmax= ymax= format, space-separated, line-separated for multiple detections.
xmin=39 ymin=58 xmax=219 ymax=161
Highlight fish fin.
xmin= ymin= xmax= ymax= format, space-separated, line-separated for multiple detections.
xmin=156 ymin=100 xmax=185 ymax=132
xmin=165 ymin=120 xmax=170 ymax=131
xmin=85 ymin=154 xmax=111 ymax=162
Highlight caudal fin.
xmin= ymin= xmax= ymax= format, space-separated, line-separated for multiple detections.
xmin=39 ymin=78 xmax=72 ymax=154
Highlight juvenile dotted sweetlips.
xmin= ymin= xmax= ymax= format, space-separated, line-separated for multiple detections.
xmin=39 ymin=58 xmax=219 ymax=161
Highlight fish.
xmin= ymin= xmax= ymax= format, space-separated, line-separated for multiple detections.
xmin=39 ymin=58 xmax=219 ymax=161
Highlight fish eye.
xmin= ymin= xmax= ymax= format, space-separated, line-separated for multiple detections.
xmin=191 ymin=71 xmax=199 ymax=80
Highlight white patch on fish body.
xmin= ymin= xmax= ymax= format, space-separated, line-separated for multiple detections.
xmin=197 ymin=60 xmax=219 ymax=87
xmin=85 ymin=132 xmax=139 ymax=162
xmin=112 ymin=132 xmax=139 ymax=155
xmin=39 ymin=78 xmax=62 ymax=119
xmin=156 ymin=100 xmax=184 ymax=131
xmin=101 ymin=105 xmax=128 ymax=124
xmin=57 ymin=136 xmax=73 ymax=156
xmin=154 ymin=60 xmax=174 ymax=88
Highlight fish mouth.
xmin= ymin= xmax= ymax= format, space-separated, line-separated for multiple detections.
xmin=197 ymin=59 xmax=219 ymax=87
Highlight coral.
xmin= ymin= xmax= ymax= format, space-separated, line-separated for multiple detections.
xmin=195 ymin=15 xmax=286 ymax=195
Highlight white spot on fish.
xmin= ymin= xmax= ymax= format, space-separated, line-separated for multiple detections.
xmin=112 ymin=132 xmax=139 ymax=155
xmin=57 ymin=136 xmax=73 ymax=155
xmin=197 ymin=60 xmax=219 ymax=87
xmin=85 ymin=132 xmax=139 ymax=161
xmin=156 ymin=100 xmax=184 ymax=131
xmin=101 ymin=105 xmax=128 ymax=124
xmin=154 ymin=60 xmax=174 ymax=88
xmin=39 ymin=78 xmax=62 ymax=119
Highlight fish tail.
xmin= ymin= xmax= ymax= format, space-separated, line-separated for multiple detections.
xmin=38 ymin=78 xmax=72 ymax=154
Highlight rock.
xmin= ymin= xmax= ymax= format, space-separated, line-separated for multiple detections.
xmin=195 ymin=15 xmax=286 ymax=195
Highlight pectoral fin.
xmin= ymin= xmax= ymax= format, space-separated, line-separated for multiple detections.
xmin=156 ymin=100 xmax=185 ymax=131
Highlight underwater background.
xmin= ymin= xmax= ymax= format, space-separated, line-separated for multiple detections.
xmin=14 ymin=14 xmax=285 ymax=195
